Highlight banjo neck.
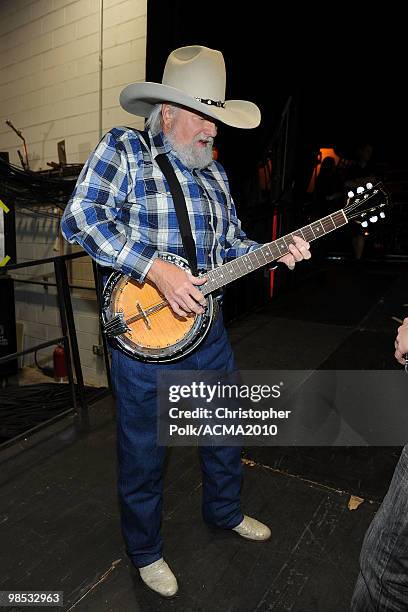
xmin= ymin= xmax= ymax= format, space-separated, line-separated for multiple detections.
xmin=102 ymin=182 xmax=390 ymax=362
xmin=201 ymin=209 xmax=348 ymax=297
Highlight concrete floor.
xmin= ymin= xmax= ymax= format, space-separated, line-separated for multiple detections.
xmin=1 ymin=260 xmax=406 ymax=611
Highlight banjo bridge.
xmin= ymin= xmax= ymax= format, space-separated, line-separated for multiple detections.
xmin=136 ymin=301 xmax=151 ymax=329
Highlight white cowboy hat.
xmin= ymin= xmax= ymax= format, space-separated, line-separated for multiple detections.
xmin=119 ymin=45 xmax=261 ymax=129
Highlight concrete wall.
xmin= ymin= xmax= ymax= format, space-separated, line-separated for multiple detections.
xmin=0 ymin=0 xmax=147 ymax=385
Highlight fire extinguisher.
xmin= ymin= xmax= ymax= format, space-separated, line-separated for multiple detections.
xmin=53 ymin=343 xmax=68 ymax=382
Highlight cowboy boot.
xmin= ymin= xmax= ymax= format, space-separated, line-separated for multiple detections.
xmin=232 ymin=515 xmax=271 ymax=541
xmin=139 ymin=558 xmax=178 ymax=597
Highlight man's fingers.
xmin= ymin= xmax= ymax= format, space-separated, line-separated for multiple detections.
xmin=189 ymin=275 xmax=208 ymax=308
xmin=169 ymin=300 xmax=189 ymax=317
xmin=172 ymin=282 xmax=206 ymax=314
xmin=288 ymin=244 xmax=304 ymax=262
xmin=190 ymin=274 xmax=208 ymax=285
xmin=292 ymin=236 xmax=312 ymax=259
xmin=180 ymin=293 xmax=205 ymax=315
xmin=293 ymin=236 xmax=310 ymax=250
xmin=187 ymin=278 xmax=207 ymax=307
xmin=290 ymin=240 xmax=311 ymax=260
xmin=277 ymin=253 xmax=295 ymax=269
xmin=302 ymin=248 xmax=312 ymax=259
xmin=278 ymin=236 xmax=311 ymax=270
xmin=190 ymin=286 xmax=207 ymax=307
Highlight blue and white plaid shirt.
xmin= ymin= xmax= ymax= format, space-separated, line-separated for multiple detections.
xmin=61 ymin=127 xmax=261 ymax=282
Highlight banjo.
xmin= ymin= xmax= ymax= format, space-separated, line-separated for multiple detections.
xmin=101 ymin=182 xmax=390 ymax=362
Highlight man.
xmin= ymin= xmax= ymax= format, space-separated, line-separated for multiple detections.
xmin=351 ymin=318 xmax=408 ymax=611
xmin=61 ymin=45 xmax=311 ymax=597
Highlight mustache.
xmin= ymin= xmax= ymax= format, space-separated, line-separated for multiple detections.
xmin=194 ymin=133 xmax=214 ymax=146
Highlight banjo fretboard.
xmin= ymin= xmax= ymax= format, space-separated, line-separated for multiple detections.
xmin=201 ymin=209 xmax=348 ymax=296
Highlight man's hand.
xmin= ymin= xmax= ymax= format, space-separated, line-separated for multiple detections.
xmin=395 ymin=317 xmax=408 ymax=365
xmin=277 ymin=235 xmax=311 ymax=270
xmin=147 ymin=258 xmax=207 ymax=317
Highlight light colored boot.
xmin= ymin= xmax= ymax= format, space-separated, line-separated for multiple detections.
xmin=232 ymin=515 xmax=271 ymax=541
xmin=139 ymin=558 xmax=178 ymax=597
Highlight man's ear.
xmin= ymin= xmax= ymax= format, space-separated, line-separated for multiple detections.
xmin=161 ymin=104 xmax=172 ymax=132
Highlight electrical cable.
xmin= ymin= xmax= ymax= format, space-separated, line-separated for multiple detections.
xmin=0 ymin=157 xmax=80 ymax=208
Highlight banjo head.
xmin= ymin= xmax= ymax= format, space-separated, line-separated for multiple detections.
xmin=101 ymin=252 xmax=214 ymax=362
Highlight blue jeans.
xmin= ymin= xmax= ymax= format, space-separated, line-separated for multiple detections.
xmin=110 ymin=312 xmax=244 ymax=568
xmin=351 ymin=445 xmax=408 ymax=611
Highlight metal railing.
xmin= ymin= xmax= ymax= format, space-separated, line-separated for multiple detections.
xmin=0 ymin=252 xmax=110 ymax=449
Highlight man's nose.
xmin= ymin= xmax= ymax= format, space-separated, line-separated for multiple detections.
xmin=204 ymin=120 xmax=217 ymax=137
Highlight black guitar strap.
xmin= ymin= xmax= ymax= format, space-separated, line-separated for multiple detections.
xmin=138 ymin=130 xmax=199 ymax=277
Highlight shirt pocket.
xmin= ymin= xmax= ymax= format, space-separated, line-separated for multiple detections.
xmin=141 ymin=182 xmax=183 ymax=250
xmin=143 ymin=182 xmax=173 ymax=222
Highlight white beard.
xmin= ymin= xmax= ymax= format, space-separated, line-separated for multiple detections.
xmin=166 ymin=131 xmax=214 ymax=170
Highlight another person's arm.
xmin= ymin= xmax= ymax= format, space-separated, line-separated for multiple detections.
xmin=395 ymin=317 xmax=408 ymax=365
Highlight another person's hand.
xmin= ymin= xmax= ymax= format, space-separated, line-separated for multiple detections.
xmin=147 ymin=258 xmax=207 ymax=317
xmin=277 ymin=235 xmax=311 ymax=270
xmin=395 ymin=317 xmax=408 ymax=365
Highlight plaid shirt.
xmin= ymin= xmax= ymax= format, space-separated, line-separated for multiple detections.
xmin=61 ymin=127 xmax=261 ymax=282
